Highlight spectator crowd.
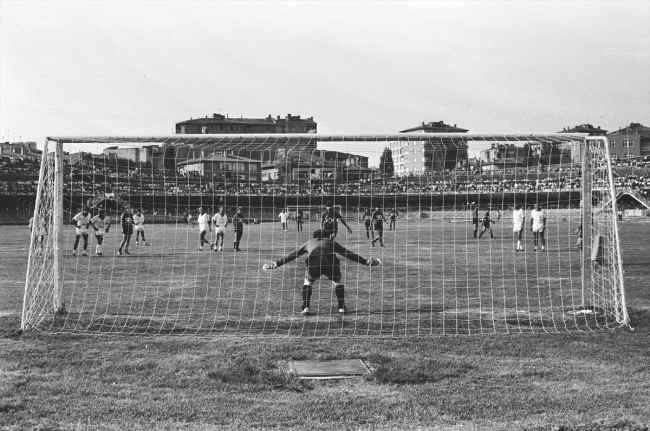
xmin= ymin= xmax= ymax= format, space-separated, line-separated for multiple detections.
xmin=2 ymin=155 xmax=649 ymax=198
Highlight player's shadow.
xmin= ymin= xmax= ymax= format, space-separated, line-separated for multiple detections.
xmin=360 ymin=305 xmax=447 ymax=316
xmin=290 ymin=305 xmax=447 ymax=318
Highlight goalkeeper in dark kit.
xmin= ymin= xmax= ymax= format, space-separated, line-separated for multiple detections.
xmin=263 ymin=229 xmax=381 ymax=316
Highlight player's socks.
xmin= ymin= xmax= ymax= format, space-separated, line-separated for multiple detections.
xmin=302 ymin=285 xmax=312 ymax=312
xmin=335 ymin=285 xmax=345 ymax=310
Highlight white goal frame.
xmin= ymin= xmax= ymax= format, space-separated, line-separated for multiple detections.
xmin=22 ymin=133 xmax=629 ymax=335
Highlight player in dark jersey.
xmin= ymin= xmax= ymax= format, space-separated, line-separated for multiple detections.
xmin=118 ymin=205 xmax=135 ymax=255
xmin=478 ymin=207 xmax=499 ymax=240
xmin=296 ymin=209 xmax=304 ymax=232
xmin=388 ymin=208 xmax=399 ymax=230
xmin=320 ymin=201 xmax=352 ymax=239
xmin=263 ymin=229 xmax=380 ymax=316
xmin=232 ymin=207 xmax=246 ymax=251
xmin=371 ymin=206 xmax=386 ymax=247
xmin=470 ymin=202 xmax=479 ymax=238
xmin=361 ymin=208 xmax=372 ymax=239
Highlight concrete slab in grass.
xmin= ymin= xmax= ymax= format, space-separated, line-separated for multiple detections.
xmin=288 ymin=359 xmax=371 ymax=379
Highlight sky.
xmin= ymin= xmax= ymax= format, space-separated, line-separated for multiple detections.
xmin=1 ymin=1 xmax=649 ymax=166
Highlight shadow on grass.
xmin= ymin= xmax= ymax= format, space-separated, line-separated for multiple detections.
xmin=206 ymin=355 xmax=312 ymax=393
xmin=537 ymin=419 xmax=649 ymax=431
xmin=365 ymin=353 xmax=474 ymax=385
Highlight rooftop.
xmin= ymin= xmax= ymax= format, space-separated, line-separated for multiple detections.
xmin=177 ymin=113 xmax=316 ymax=126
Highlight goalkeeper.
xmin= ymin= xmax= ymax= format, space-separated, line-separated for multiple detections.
xmin=263 ymin=229 xmax=380 ymax=316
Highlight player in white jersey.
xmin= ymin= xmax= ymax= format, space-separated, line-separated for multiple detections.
xmin=530 ymin=204 xmax=547 ymax=252
xmin=29 ymin=215 xmax=46 ymax=252
xmin=279 ymin=210 xmax=288 ymax=232
xmin=197 ymin=207 xmax=213 ymax=251
xmin=72 ymin=206 xmax=92 ymax=256
xmin=91 ymin=208 xmax=111 ymax=256
xmin=133 ymin=208 xmax=148 ymax=246
xmin=212 ymin=207 xmax=229 ymax=252
xmin=512 ymin=204 xmax=526 ymax=251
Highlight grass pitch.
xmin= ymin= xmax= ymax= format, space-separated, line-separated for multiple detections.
xmin=1 ymin=219 xmax=649 ymax=430
xmin=21 ymin=216 xmax=623 ymax=336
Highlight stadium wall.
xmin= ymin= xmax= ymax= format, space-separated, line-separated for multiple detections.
xmin=1 ymin=192 xmax=599 ymax=223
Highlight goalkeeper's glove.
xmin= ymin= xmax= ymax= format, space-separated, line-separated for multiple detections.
xmin=366 ymin=259 xmax=381 ymax=267
xmin=263 ymin=262 xmax=278 ymax=270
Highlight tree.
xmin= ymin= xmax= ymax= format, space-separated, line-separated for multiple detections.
xmin=379 ymin=147 xmax=394 ymax=178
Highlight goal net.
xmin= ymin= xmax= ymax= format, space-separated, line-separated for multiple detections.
xmin=21 ymin=134 xmax=629 ymax=336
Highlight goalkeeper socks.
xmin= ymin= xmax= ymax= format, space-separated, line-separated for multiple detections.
xmin=302 ymin=285 xmax=312 ymax=309
xmin=335 ymin=285 xmax=345 ymax=309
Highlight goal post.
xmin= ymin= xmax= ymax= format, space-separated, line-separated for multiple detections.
xmin=21 ymin=134 xmax=629 ymax=336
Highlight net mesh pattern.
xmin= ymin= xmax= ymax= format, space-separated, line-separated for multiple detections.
xmin=21 ymin=134 xmax=629 ymax=336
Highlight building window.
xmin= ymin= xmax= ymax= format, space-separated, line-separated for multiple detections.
xmin=413 ymin=158 xmax=416 ymax=163
xmin=609 ymin=140 xmax=615 ymax=147
xmin=623 ymin=140 xmax=634 ymax=147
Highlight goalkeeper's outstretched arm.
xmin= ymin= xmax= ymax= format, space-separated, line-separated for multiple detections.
xmin=333 ymin=242 xmax=379 ymax=266
xmin=264 ymin=241 xmax=309 ymax=270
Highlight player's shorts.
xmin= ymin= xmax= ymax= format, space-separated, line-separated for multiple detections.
xmin=472 ymin=218 xmax=479 ymax=227
xmin=364 ymin=221 xmax=371 ymax=228
xmin=76 ymin=227 xmax=88 ymax=236
xmin=373 ymin=222 xmax=383 ymax=231
xmin=512 ymin=223 xmax=523 ymax=232
xmin=323 ymin=223 xmax=336 ymax=232
xmin=95 ymin=228 xmax=106 ymax=236
xmin=216 ymin=227 xmax=226 ymax=236
xmin=304 ymin=254 xmax=342 ymax=283
xmin=122 ymin=225 xmax=133 ymax=235
xmin=134 ymin=224 xmax=145 ymax=232
xmin=532 ymin=223 xmax=545 ymax=233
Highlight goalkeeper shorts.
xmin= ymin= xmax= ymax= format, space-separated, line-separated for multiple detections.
xmin=75 ymin=227 xmax=88 ymax=235
xmin=304 ymin=254 xmax=342 ymax=283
